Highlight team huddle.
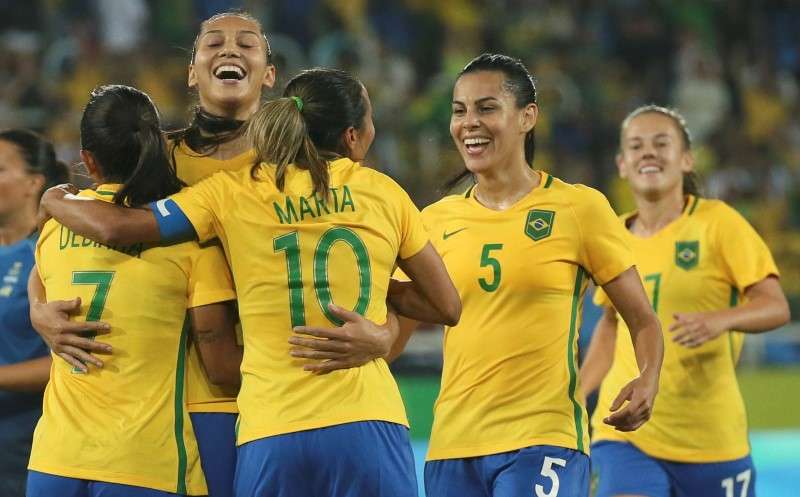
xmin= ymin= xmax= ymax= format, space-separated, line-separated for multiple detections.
xmin=2 ymin=9 xmax=789 ymax=497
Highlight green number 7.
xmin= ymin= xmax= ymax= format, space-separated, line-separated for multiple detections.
xmin=72 ymin=271 xmax=115 ymax=322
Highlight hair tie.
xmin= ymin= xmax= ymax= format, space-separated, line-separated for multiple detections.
xmin=291 ymin=96 xmax=303 ymax=112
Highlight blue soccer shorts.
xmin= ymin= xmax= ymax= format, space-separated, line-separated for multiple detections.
xmin=592 ymin=440 xmax=756 ymax=497
xmin=424 ymin=444 xmax=590 ymax=497
xmin=190 ymin=412 xmax=237 ymax=497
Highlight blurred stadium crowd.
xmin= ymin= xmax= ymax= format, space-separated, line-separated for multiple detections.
xmin=1 ymin=0 xmax=799 ymax=305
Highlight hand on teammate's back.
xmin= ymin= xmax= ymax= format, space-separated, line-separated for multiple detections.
xmin=30 ymin=297 xmax=112 ymax=373
xmin=288 ymin=304 xmax=399 ymax=374
xmin=603 ymin=373 xmax=658 ymax=432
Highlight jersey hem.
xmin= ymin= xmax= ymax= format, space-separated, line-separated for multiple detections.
xmin=187 ymin=401 xmax=238 ymax=413
xmin=27 ymin=463 xmax=207 ymax=495
xmin=237 ymin=413 xmax=409 ymax=446
xmin=591 ymin=432 xmax=751 ymax=463
xmin=189 ymin=288 xmax=236 ymax=308
xmin=426 ymin=434 xmax=588 ymax=461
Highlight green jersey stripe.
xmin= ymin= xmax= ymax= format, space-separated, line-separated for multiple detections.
xmin=173 ymin=316 xmax=190 ymax=494
xmin=567 ymin=267 xmax=586 ymax=452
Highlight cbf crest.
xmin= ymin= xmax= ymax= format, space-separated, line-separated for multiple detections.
xmin=675 ymin=240 xmax=699 ymax=270
xmin=525 ymin=209 xmax=555 ymax=241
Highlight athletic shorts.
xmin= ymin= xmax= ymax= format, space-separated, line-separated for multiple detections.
xmin=234 ymin=420 xmax=417 ymax=497
xmin=190 ymin=412 xmax=237 ymax=497
xmin=26 ymin=471 xmax=180 ymax=497
xmin=592 ymin=440 xmax=756 ymax=497
xmin=424 ymin=445 xmax=589 ymax=497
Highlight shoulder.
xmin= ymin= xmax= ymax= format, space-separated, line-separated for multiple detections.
xmin=421 ymin=193 xmax=468 ymax=223
xmin=692 ymin=197 xmax=757 ymax=235
xmin=547 ymin=177 xmax=615 ymax=214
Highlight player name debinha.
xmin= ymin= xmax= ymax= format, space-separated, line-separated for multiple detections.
xmin=58 ymin=226 xmax=145 ymax=258
xmin=273 ymin=185 xmax=356 ymax=225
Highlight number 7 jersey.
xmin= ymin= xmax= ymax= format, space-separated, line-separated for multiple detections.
xmin=168 ymin=158 xmax=429 ymax=445
xmin=30 ymin=185 xmax=236 ymax=495
xmin=422 ymin=172 xmax=634 ymax=461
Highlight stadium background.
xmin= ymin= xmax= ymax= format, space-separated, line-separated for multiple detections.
xmin=1 ymin=0 xmax=798 ymax=495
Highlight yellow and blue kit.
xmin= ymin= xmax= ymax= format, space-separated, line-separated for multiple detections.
xmin=27 ymin=185 xmax=235 ymax=496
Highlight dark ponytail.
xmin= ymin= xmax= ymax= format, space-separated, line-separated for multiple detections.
xmin=444 ymin=53 xmax=538 ymax=193
xmin=0 ymin=129 xmax=71 ymax=194
xmin=620 ymin=104 xmax=703 ymax=197
xmin=246 ymin=68 xmax=367 ymax=196
xmin=81 ymin=85 xmax=183 ymax=207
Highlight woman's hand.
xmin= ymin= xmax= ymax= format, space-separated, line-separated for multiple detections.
xmin=288 ymin=304 xmax=399 ymax=375
xmin=603 ymin=372 xmax=659 ymax=431
xmin=30 ymin=297 xmax=112 ymax=372
xmin=670 ymin=311 xmax=728 ymax=348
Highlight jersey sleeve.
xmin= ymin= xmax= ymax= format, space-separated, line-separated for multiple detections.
xmin=592 ymin=285 xmax=613 ymax=308
xmin=391 ymin=181 xmax=429 ymax=260
xmin=573 ymin=186 xmax=635 ymax=285
xmin=186 ymin=241 xmax=236 ymax=309
xmin=712 ymin=203 xmax=779 ymax=292
xmin=165 ymin=172 xmax=228 ymax=243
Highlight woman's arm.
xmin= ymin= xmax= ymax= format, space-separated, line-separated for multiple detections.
xmin=190 ymin=301 xmax=241 ymax=388
xmin=386 ymin=316 xmax=421 ymax=363
xmin=289 ymin=303 xmax=400 ymax=374
xmin=40 ymin=185 xmax=162 ymax=246
xmin=391 ymin=243 xmax=461 ymax=326
xmin=671 ymin=276 xmax=789 ymax=347
xmin=28 ymin=267 xmax=112 ymax=372
xmin=600 ymin=266 xmax=663 ymax=432
xmin=0 ymin=356 xmax=51 ymax=392
xmin=578 ymin=306 xmax=618 ymax=400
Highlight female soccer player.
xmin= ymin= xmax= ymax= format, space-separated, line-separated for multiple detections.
xmin=0 ymin=129 xmax=68 ymax=497
xmin=580 ymin=105 xmax=790 ymax=497
xmin=40 ymin=68 xmax=461 ymax=497
xmin=31 ymin=12 xmax=396 ymax=496
xmin=385 ymin=53 xmax=662 ymax=497
xmin=26 ymin=84 xmax=240 ymax=497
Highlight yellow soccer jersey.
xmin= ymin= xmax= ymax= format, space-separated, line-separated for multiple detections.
xmin=169 ymin=158 xmax=429 ymax=445
xmin=171 ymin=141 xmax=255 ymax=413
xmin=423 ymin=172 xmax=634 ymax=460
xmin=592 ymin=196 xmax=779 ymax=462
xmin=29 ymin=185 xmax=236 ymax=495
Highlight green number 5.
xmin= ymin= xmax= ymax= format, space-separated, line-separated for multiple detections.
xmin=478 ymin=243 xmax=503 ymax=292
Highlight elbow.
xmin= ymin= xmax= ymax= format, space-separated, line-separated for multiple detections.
xmin=206 ymin=367 xmax=240 ymax=388
xmin=776 ymin=299 xmax=791 ymax=328
xmin=442 ymin=297 xmax=462 ymax=327
xmin=94 ymin=223 xmax=128 ymax=247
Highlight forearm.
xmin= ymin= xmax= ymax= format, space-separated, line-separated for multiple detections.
xmin=0 ymin=356 xmax=51 ymax=392
xmin=387 ymin=280 xmax=453 ymax=325
xmin=711 ymin=296 xmax=790 ymax=333
xmin=629 ymin=318 xmax=663 ymax=380
xmin=44 ymin=195 xmax=160 ymax=245
xmin=386 ymin=315 xmax=419 ymax=363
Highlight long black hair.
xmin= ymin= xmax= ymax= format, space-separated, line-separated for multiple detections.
xmin=166 ymin=10 xmax=272 ymax=157
xmin=444 ymin=53 xmax=538 ymax=192
xmin=81 ymin=85 xmax=183 ymax=206
xmin=0 ymin=129 xmax=70 ymax=193
xmin=246 ymin=68 xmax=367 ymax=196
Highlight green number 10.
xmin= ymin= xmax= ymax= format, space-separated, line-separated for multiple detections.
xmin=274 ymin=227 xmax=372 ymax=327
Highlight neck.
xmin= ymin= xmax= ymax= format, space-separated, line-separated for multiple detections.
xmin=474 ymin=160 xmax=539 ymax=211
xmin=631 ymin=188 xmax=686 ymax=236
xmin=0 ymin=207 xmax=37 ymax=246
xmin=201 ymin=98 xmax=259 ymax=122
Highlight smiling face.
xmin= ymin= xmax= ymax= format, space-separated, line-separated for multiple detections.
xmin=188 ymin=14 xmax=275 ymax=119
xmin=617 ymin=112 xmax=693 ymax=199
xmin=450 ymin=70 xmax=537 ymax=176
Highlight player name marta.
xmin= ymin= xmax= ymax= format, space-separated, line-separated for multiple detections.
xmin=273 ymin=185 xmax=356 ymax=225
